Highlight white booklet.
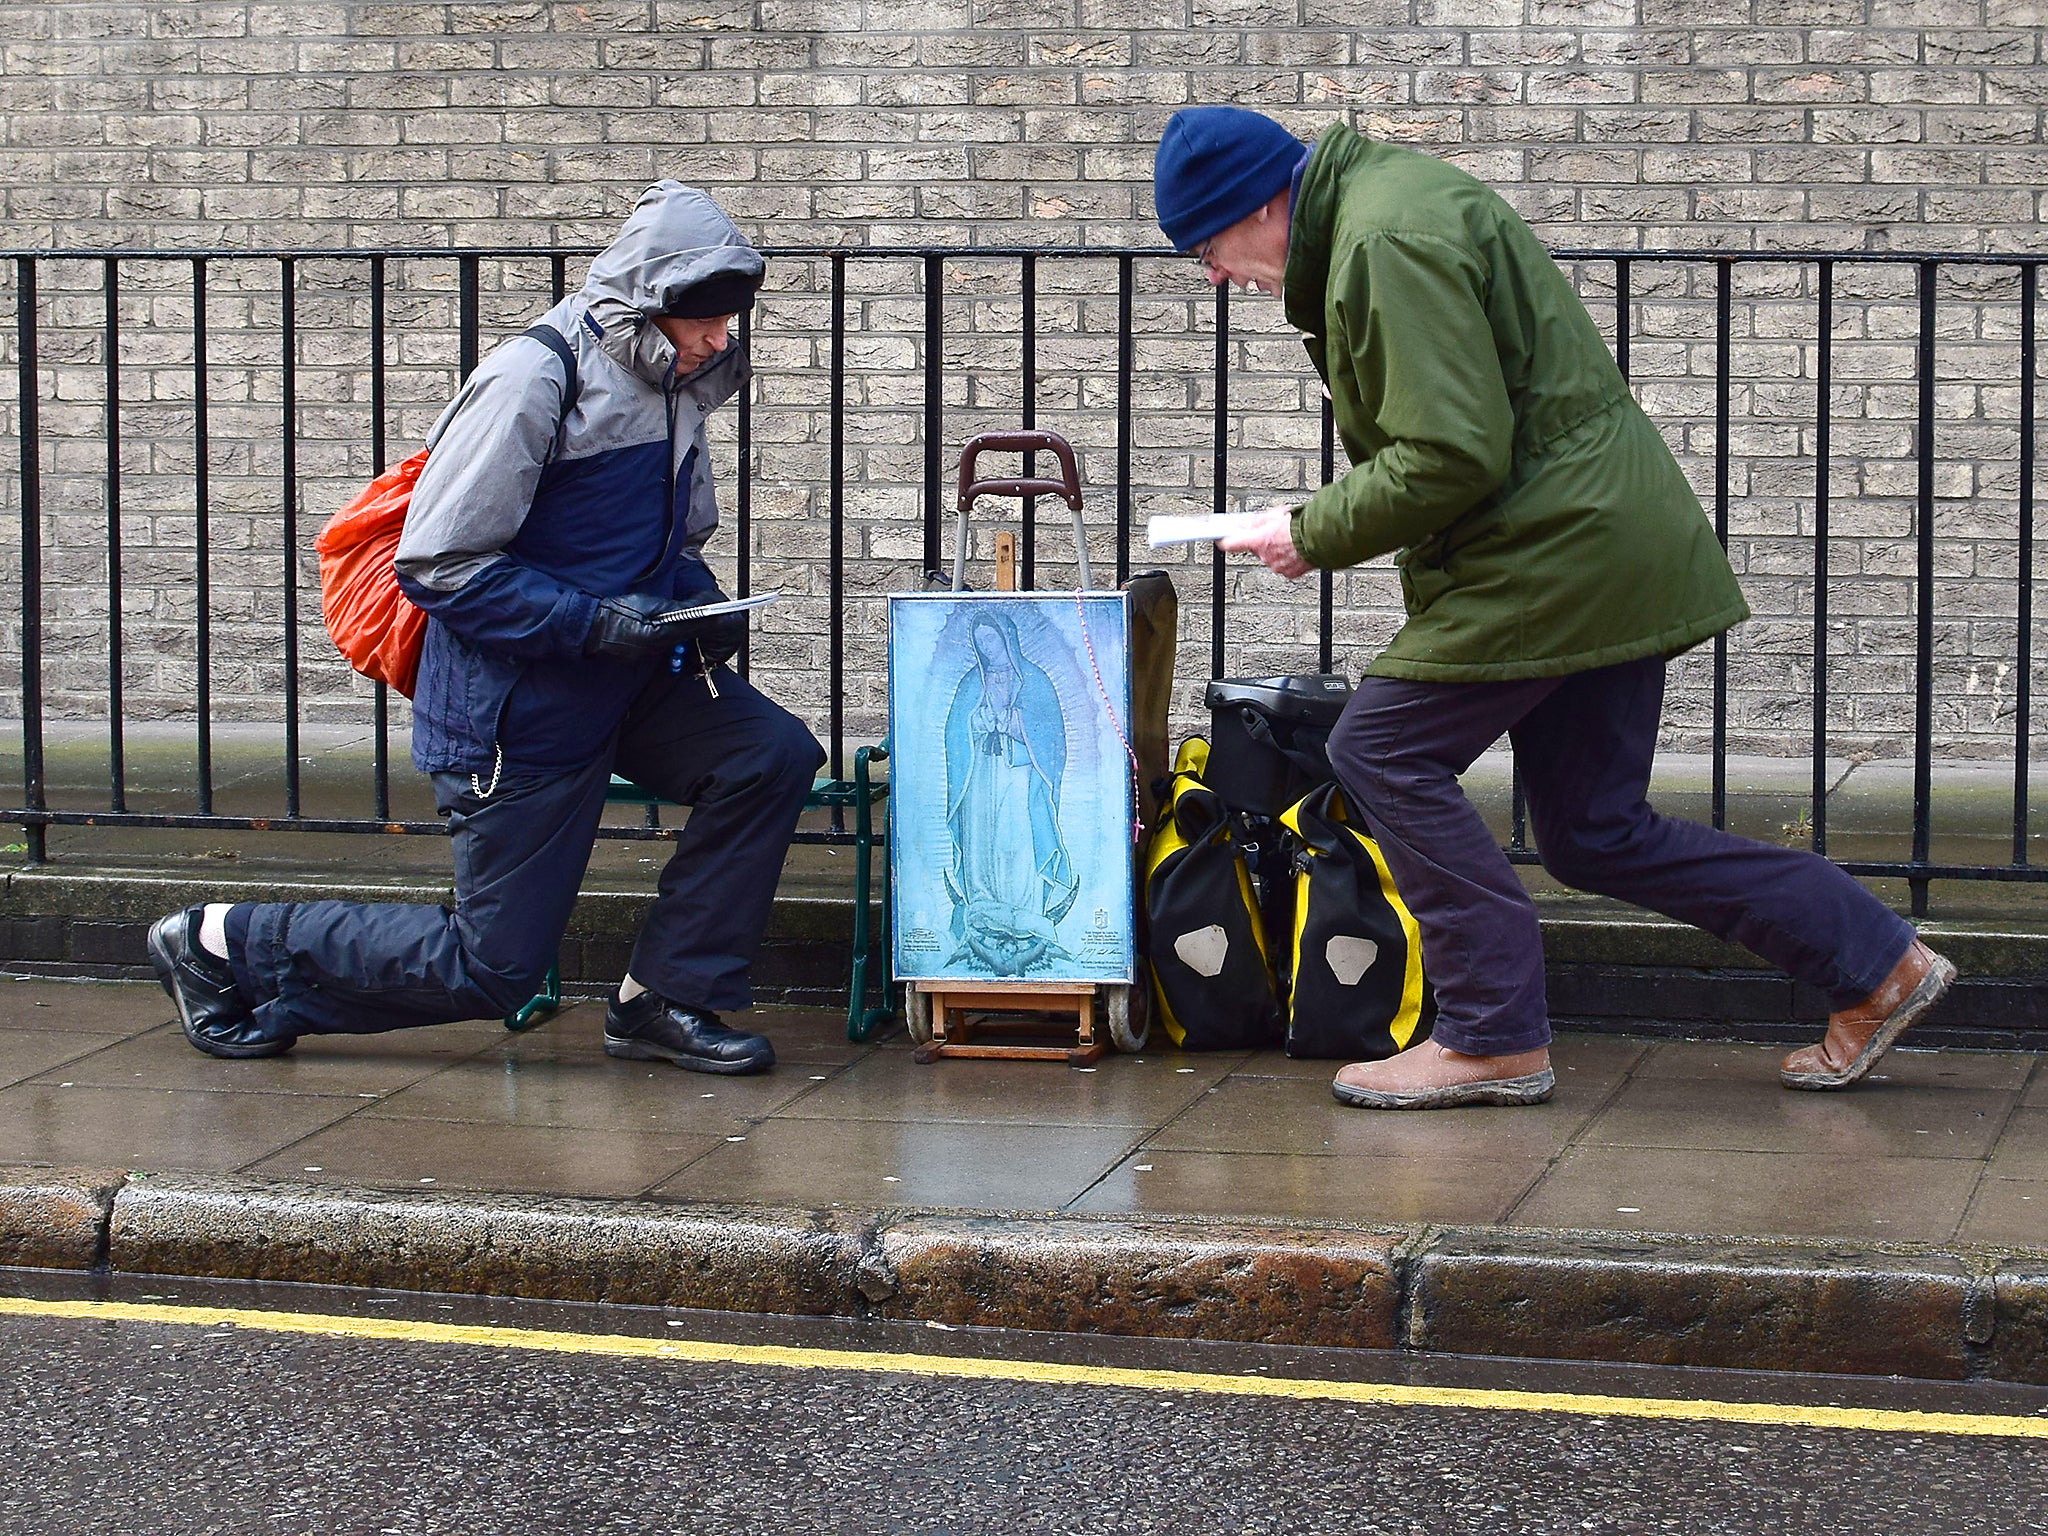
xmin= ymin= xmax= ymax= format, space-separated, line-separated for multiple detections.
xmin=1145 ymin=509 xmax=1288 ymax=547
xmin=652 ymin=591 xmax=780 ymax=624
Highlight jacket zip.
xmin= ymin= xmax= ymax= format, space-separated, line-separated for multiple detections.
xmin=660 ymin=365 xmax=720 ymax=696
xmin=642 ymin=367 xmax=692 ymax=586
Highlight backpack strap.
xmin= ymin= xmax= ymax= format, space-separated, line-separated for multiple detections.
xmin=518 ymin=322 xmax=582 ymax=457
xmin=1235 ymin=707 xmax=1335 ymax=785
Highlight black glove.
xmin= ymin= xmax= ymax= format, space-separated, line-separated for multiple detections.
xmin=583 ymin=588 xmax=749 ymax=668
xmin=663 ymin=589 xmax=748 ymax=669
xmin=583 ymin=590 xmax=683 ymax=661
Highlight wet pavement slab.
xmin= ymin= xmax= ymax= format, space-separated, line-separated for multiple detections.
xmin=1 ymin=975 xmax=2042 ymax=1248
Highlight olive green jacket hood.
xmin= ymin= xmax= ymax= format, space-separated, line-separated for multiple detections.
xmin=1284 ymin=124 xmax=1748 ymax=681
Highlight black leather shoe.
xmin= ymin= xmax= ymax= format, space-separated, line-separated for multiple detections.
xmin=604 ymin=988 xmax=774 ymax=1075
xmin=146 ymin=908 xmax=294 ymax=1060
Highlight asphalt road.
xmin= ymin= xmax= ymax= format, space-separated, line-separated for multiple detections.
xmin=5 ymin=1273 xmax=2046 ymax=1536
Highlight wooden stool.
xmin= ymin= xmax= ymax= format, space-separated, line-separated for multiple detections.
xmin=910 ymin=979 xmax=1107 ymax=1066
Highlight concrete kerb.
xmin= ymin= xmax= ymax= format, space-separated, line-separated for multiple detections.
xmin=7 ymin=1166 xmax=2048 ymax=1385
xmin=0 ymin=1166 xmax=123 ymax=1271
xmin=1406 ymin=1228 xmax=1989 ymax=1382
xmin=871 ymin=1215 xmax=1414 ymax=1350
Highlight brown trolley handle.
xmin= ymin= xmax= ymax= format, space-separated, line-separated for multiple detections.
xmin=951 ymin=429 xmax=1092 ymax=592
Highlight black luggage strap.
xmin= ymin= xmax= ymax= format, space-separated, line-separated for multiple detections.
xmin=1237 ymin=708 xmax=1335 ymax=784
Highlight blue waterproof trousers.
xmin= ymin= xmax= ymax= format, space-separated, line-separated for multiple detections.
xmin=1325 ymin=655 xmax=1916 ymax=1057
xmin=225 ymin=664 xmax=824 ymax=1040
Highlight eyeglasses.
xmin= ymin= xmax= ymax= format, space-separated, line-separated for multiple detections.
xmin=1190 ymin=238 xmax=1218 ymax=271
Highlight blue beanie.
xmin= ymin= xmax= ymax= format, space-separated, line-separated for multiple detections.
xmin=1153 ymin=106 xmax=1308 ymax=251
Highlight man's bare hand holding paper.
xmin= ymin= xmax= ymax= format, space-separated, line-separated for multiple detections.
xmin=1216 ymin=508 xmax=1310 ymax=579
xmin=1147 ymin=508 xmax=1310 ymax=579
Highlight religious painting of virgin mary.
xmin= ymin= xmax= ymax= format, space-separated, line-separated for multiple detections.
xmin=888 ymin=592 xmax=1135 ymax=985
xmin=942 ymin=611 xmax=1080 ymax=975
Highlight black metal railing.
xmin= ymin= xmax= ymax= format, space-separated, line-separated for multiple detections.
xmin=4 ymin=245 xmax=2044 ymax=917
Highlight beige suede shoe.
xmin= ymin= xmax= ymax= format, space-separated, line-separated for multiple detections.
xmin=1331 ymin=1039 xmax=1554 ymax=1110
xmin=1779 ymin=938 xmax=1956 ymax=1092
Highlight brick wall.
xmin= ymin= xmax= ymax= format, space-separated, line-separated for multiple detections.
xmin=0 ymin=1 xmax=2044 ymax=764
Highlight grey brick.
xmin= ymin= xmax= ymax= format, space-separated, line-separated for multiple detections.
xmin=1521 ymin=0 xmax=1630 ymax=26
xmin=546 ymin=1 xmax=654 ymax=26
xmin=874 ymin=0 xmax=971 ymax=22
xmin=1581 ymin=107 xmax=1692 ymax=142
xmin=1808 ymin=29 xmax=1922 ymax=66
xmin=759 ymin=71 xmax=862 ymax=107
xmin=351 ymin=5 xmax=456 ymax=33
xmin=1470 ymin=29 xmax=1582 ymax=66
xmin=817 ymin=33 xmax=918 ymax=68
xmin=1756 ymin=145 xmax=1870 ymax=182
xmin=1813 ymin=107 xmax=1926 ymax=142
xmin=1531 ymin=67 xmax=1638 ymax=104
xmin=1698 ymin=30 xmax=1807 ymax=67
xmin=251 ymin=3 xmax=348 ymax=33
xmin=1416 ymin=0 xmax=1523 ymax=23
xmin=447 ymin=3 xmax=548 ymax=28
xmin=1697 ymin=106 xmax=1807 ymax=138
xmin=1642 ymin=66 xmax=1753 ymax=103
xmin=298 ymin=40 xmax=399 ymax=71
xmin=57 ymin=76 xmax=150 ymax=112
xmin=1987 ymin=147 xmax=2048 ymax=181
xmin=398 ymin=111 xmax=502 ymax=144
xmin=396 ymin=38 xmax=497 ymax=69
xmin=1925 ymin=108 xmax=2042 ymax=143
xmin=1417 ymin=70 xmax=1525 ymax=105
xmin=652 ymin=0 xmax=756 ymax=27
xmin=973 ymin=0 xmax=1071 ymax=23
xmin=1645 ymin=147 xmax=1753 ymax=182
xmin=1986 ymin=68 xmax=2048 ymax=104
xmin=104 ymin=113 xmax=205 ymax=148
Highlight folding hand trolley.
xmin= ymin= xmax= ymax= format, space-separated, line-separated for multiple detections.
xmin=886 ymin=430 xmax=1170 ymax=1064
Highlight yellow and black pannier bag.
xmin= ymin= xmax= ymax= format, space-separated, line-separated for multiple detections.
xmin=1141 ymin=739 xmax=1283 ymax=1050
xmin=1276 ymin=781 xmax=1433 ymax=1060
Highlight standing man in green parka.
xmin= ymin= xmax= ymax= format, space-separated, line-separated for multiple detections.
xmin=1152 ymin=106 xmax=1953 ymax=1109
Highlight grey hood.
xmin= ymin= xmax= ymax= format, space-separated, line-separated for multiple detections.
xmin=400 ymin=183 xmax=756 ymax=620
xmin=584 ymin=181 xmax=764 ymax=391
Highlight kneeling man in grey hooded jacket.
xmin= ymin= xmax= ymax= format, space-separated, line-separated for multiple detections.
xmin=147 ymin=182 xmax=824 ymax=1075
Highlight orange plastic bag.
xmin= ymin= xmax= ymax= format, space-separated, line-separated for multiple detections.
xmin=316 ymin=448 xmax=431 ymax=698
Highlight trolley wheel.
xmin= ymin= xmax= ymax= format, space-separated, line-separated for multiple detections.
xmin=905 ymin=986 xmax=934 ymax=1045
xmin=1106 ymin=982 xmax=1150 ymax=1053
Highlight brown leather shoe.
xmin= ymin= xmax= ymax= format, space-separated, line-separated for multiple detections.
xmin=1780 ymin=939 xmax=1956 ymax=1091
xmin=1332 ymin=1039 xmax=1554 ymax=1110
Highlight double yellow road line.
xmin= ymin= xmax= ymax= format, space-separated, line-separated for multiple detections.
xmin=7 ymin=1294 xmax=2044 ymax=1440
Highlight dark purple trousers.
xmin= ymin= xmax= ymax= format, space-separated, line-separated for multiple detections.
xmin=1325 ymin=655 xmax=1916 ymax=1056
